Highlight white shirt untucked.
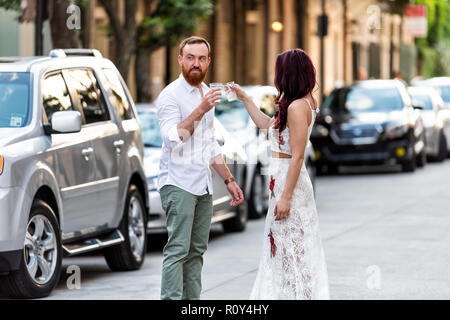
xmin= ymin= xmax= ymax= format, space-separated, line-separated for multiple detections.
xmin=156 ymin=74 xmax=222 ymax=195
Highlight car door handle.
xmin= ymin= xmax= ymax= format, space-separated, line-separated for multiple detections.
xmin=81 ymin=147 xmax=93 ymax=157
xmin=113 ymin=140 xmax=124 ymax=148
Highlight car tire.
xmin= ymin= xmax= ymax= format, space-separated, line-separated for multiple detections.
xmin=436 ymin=132 xmax=447 ymax=162
xmin=248 ymin=164 xmax=268 ymax=219
xmin=416 ymin=148 xmax=427 ymax=168
xmin=103 ymin=185 xmax=147 ymax=271
xmin=222 ymin=198 xmax=248 ymax=233
xmin=0 ymin=200 xmax=62 ymax=299
xmin=402 ymin=148 xmax=417 ymax=172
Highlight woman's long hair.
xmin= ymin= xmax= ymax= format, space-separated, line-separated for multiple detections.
xmin=273 ymin=48 xmax=317 ymax=132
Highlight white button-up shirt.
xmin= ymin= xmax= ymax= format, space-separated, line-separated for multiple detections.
xmin=156 ymin=74 xmax=222 ymax=195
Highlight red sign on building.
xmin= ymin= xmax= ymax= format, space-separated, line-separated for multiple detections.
xmin=404 ymin=4 xmax=427 ymax=38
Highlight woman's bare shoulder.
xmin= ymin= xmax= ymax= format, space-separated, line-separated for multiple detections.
xmin=288 ymin=99 xmax=310 ymax=116
xmin=287 ymin=99 xmax=312 ymax=125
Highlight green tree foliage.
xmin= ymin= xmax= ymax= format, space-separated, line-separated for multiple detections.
xmin=0 ymin=0 xmax=19 ymax=11
xmin=137 ymin=0 xmax=213 ymax=51
xmin=414 ymin=0 xmax=450 ymax=77
xmin=134 ymin=0 xmax=214 ymax=102
xmin=0 ymin=0 xmax=214 ymax=101
xmin=0 ymin=0 xmax=21 ymax=21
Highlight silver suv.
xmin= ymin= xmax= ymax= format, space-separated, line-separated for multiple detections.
xmin=0 ymin=49 xmax=148 ymax=298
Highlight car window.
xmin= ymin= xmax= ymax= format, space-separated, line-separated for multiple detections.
xmin=102 ymin=68 xmax=134 ymax=121
xmin=0 ymin=72 xmax=30 ymax=128
xmin=65 ymin=68 xmax=110 ymax=124
xmin=325 ymin=87 xmax=403 ymax=114
xmin=138 ymin=111 xmax=162 ymax=148
xmin=215 ymin=98 xmax=249 ymax=131
xmin=42 ymin=72 xmax=74 ymax=123
xmin=411 ymin=94 xmax=433 ymax=110
xmin=434 ymin=85 xmax=450 ymax=103
xmin=322 ymin=88 xmax=348 ymax=113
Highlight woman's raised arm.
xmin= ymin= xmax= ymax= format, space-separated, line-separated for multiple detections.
xmin=231 ymin=84 xmax=274 ymax=130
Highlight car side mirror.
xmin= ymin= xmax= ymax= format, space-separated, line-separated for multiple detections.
xmin=413 ymin=105 xmax=423 ymax=110
xmin=44 ymin=111 xmax=82 ymax=135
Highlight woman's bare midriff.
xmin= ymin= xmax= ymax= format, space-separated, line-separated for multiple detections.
xmin=271 ymin=151 xmax=292 ymax=158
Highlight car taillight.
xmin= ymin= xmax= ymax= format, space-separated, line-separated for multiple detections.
xmin=0 ymin=155 xmax=3 ymax=175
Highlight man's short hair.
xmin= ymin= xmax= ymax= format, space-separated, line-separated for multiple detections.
xmin=179 ymin=36 xmax=211 ymax=57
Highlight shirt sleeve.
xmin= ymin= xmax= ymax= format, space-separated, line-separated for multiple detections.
xmin=156 ymin=92 xmax=184 ymax=149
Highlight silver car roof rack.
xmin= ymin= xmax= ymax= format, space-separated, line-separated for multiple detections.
xmin=49 ymin=48 xmax=103 ymax=58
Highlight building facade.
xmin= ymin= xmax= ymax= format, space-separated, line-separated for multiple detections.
xmin=2 ymin=0 xmax=418 ymax=102
xmin=152 ymin=0 xmax=417 ymax=101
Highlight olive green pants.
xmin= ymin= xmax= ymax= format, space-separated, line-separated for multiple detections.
xmin=159 ymin=184 xmax=213 ymax=300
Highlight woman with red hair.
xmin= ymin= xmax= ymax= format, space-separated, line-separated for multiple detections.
xmin=232 ymin=48 xmax=329 ymax=300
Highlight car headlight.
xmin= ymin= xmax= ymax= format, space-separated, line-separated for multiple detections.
xmin=0 ymin=155 xmax=3 ymax=175
xmin=312 ymin=124 xmax=329 ymax=137
xmin=384 ymin=122 xmax=409 ymax=139
xmin=146 ymin=175 xmax=158 ymax=191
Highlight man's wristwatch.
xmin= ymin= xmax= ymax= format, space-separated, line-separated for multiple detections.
xmin=224 ymin=176 xmax=235 ymax=185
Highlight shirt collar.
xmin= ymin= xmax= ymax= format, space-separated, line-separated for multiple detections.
xmin=179 ymin=74 xmax=209 ymax=94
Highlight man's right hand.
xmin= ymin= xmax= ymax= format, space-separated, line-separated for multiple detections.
xmin=199 ymin=88 xmax=222 ymax=113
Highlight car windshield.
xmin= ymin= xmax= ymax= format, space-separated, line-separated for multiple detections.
xmin=434 ymin=85 xmax=450 ymax=103
xmin=215 ymin=98 xmax=249 ymax=131
xmin=323 ymin=86 xmax=403 ymax=114
xmin=410 ymin=93 xmax=433 ymax=110
xmin=138 ymin=111 xmax=162 ymax=148
xmin=0 ymin=72 xmax=31 ymax=128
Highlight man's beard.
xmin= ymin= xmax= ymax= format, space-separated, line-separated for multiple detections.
xmin=181 ymin=65 xmax=208 ymax=86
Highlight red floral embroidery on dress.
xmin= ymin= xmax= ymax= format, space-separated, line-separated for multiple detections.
xmin=268 ymin=229 xmax=277 ymax=258
xmin=278 ymin=132 xmax=285 ymax=145
xmin=269 ymin=175 xmax=275 ymax=198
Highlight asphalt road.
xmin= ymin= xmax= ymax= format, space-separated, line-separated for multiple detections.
xmin=27 ymin=160 xmax=450 ymax=299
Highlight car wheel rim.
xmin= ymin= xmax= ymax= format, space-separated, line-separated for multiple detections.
xmin=24 ymin=215 xmax=58 ymax=285
xmin=128 ymin=196 xmax=145 ymax=261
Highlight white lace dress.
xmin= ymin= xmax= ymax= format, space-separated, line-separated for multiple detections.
xmin=250 ymin=99 xmax=330 ymax=300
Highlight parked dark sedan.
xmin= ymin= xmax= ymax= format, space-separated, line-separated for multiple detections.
xmin=311 ymin=79 xmax=426 ymax=173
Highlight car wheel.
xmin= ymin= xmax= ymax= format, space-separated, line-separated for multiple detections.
xmin=402 ymin=146 xmax=417 ymax=172
xmin=104 ymin=185 xmax=147 ymax=271
xmin=222 ymin=197 xmax=248 ymax=233
xmin=437 ymin=132 xmax=447 ymax=162
xmin=248 ymin=164 xmax=268 ymax=219
xmin=416 ymin=148 xmax=427 ymax=168
xmin=0 ymin=200 xmax=62 ymax=299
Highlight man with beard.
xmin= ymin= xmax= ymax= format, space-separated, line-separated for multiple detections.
xmin=156 ymin=36 xmax=244 ymax=300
